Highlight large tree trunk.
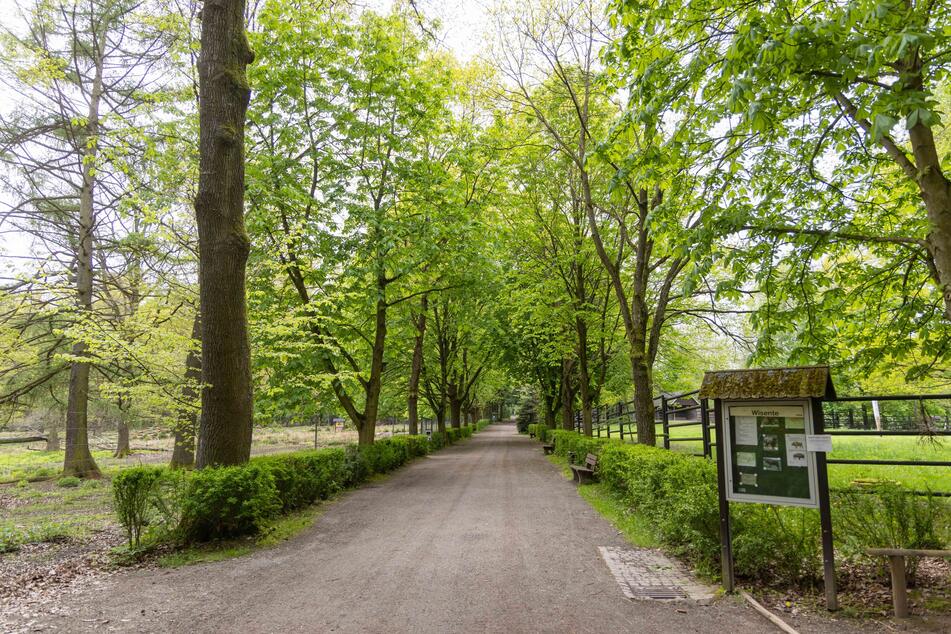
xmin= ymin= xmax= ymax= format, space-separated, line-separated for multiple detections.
xmin=435 ymin=407 xmax=446 ymax=434
xmin=407 ymin=295 xmax=427 ymax=436
xmin=114 ymin=420 xmax=130 ymax=458
xmin=561 ymin=358 xmax=575 ymax=431
xmin=630 ymin=352 xmax=655 ymax=446
xmin=63 ymin=60 xmax=103 ymax=479
xmin=357 ymin=293 xmax=388 ymax=445
xmin=171 ymin=315 xmax=201 ymax=468
xmin=542 ymin=391 xmax=557 ymax=429
xmin=448 ymin=382 xmax=462 ymax=429
xmin=908 ymin=123 xmax=951 ymax=321
xmin=46 ymin=424 xmax=60 ymax=452
xmin=194 ymin=0 xmax=255 ymax=468
xmin=575 ymin=286 xmax=593 ymax=436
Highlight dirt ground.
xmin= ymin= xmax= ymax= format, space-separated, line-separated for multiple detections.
xmin=5 ymin=424 xmax=938 ymax=633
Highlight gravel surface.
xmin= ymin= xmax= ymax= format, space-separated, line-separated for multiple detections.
xmin=6 ymin=424 xmax=896 ymax=633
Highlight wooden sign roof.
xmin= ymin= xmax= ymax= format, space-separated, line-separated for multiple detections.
xmin=698 ymin=365 xmax=836 ymax=400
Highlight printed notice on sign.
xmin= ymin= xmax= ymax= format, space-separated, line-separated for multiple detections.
xmin=734 ymin=416 xmax=758 ymax=446
xmin=725 ymin=401 xmax=817 ymax=507
xmin=736 ymin=451 xmax=757 ymax=467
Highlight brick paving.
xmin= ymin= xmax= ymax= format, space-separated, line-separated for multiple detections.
xmin=599 ymin=546 xmax=716 ymax=604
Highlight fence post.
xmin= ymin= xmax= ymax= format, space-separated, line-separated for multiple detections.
xmin=700 ymin=398 xmax=712 ymax=458
xmin=812 ymin=397 xmax=838 ymax=611
xmin=713 ymin=398 xmax=734 ymax=592
xmin=661 ymin=394 xmax=670 ymax=450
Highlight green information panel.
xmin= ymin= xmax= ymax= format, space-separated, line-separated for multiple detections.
xmin=723 ymin=401 xmax=818 ymax=508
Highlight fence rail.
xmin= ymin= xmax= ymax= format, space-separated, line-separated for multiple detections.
xmin=534 ymin=390 xmax=951 ymax=493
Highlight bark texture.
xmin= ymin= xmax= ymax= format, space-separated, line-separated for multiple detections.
xmin=407 ymin=295 xmax=428 ymax=436
xmin=114 ymin=421 xmax=130 ymax=458
xmin=63 ymin=57 xmax=103 ymax=478
xmin=171 ymin=315 xmax=201 ymax=468
xmin=194 ymin=0 xmax=255 ymax=468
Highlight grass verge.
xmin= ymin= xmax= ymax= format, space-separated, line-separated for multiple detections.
xmin=545 ymin=453 xmax=659 ymax=549
xmin=156 ymin=502 xmax=330 ymax=568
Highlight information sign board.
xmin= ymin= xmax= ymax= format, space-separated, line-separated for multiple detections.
xmin=722 ymin=400 xmax=819 ymax=507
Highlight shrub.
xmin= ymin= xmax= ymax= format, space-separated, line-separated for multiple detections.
xmin=549 ymin=430 xmax=613 ymax=463
xmin=833 ymin=482 xmax=950 ymax=579
xmin=179 ymin=464 xmax=281 ymax=541
xmin=594 ymin=440 xmax=822 ymax=585
xmin=254 ymin=448 xmax=348 ymax=512
xmin=343 ymin=444 xmax=371 ymax=485
xmin=114 ymin=433 xmax=448 ymax=545
xmin=428 ymin=431 xmax=448 ymax=451
xmin=113 ymin=467 xmax=164 ymax=547
xmin=359 ymin=438 xmax=408 ymax=474
xmin=389 ymin=434 xmax=430 ymax=459
xmin=56 ymin=476 xmax=81 ymax=488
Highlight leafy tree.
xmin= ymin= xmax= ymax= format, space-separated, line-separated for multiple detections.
xmin=609 ymin=0 xmax=951 ymax=379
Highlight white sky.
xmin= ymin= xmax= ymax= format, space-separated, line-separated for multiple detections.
xmin=365 ymin=0 xmax=495 ymax=61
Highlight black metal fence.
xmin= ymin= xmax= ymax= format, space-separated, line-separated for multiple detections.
xmin=557 ymin=391 xmax=951 ymax=494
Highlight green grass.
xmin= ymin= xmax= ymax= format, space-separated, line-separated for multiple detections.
xmin=577 ymin=482 xmax=659 ymax=548
xmin=546 ymin=454 xmax=659 ymax=549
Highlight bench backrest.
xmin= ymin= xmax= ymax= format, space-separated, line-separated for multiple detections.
xmin=585 ymin=453 xmax=598 ymax=468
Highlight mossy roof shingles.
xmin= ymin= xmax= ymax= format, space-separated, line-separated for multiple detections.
xmin=698 ymin=365 xmax=836 ymax=400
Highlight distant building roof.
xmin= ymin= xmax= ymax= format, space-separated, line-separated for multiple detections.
xmin=699 ymin=366 xmax=836 ymax=400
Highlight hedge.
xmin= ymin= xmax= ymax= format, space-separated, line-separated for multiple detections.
xmin=113 ymin=426 xmax=488 ymax=545
xmin=547 ymin=432 xmax=818 ymax=583
xmin=546 ymin=430 xmax=949 ymax=585
xmin=548 ymin=429 xmax=614 ymax=462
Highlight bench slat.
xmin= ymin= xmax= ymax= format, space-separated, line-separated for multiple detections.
xmin=867 ymin=548 xmax=951 ymax=558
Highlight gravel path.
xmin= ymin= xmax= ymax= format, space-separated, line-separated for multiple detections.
xmin=14 ymin=424 xmax=880 ymax=633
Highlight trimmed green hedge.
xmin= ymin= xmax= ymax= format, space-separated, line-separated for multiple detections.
xmin=113 ymin=426 xmax=492 ymax=546
xmin=553 ymin=431 xmax=823 ymax=584
xmin=548 ymin=429 xmax=614 ymax=463
xmin=526 ymin=423 xmax=557 ymax=442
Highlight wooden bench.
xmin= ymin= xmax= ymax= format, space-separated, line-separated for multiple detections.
xmin=569 ymin=453 xmax=598 ymax=484
xmin=542 ymin=440 xmax=555 ymax=455
xmin=867 ymin=548 xmax=951 ymax=617
xmin=528 ymin=430 xmax=536 ymax=439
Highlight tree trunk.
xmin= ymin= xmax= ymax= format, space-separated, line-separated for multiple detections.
xmin=63 ymin=58 xmax=103 ymax=479
xmin=356 ymin=293 xmax=388 ymax=445
xmin=561 ymin=358 xmax=576 ymax=431
xmin=407 ymin=295 xmax=427 ymax=436
xmin=171 ymin=315 xmax=201 ymax=468
xmin=542 ymin=391 xmax=557 ymax=428
xmin=436 ymin=407 xmax=446 ymax=434
xmin=906 ymin=122 xmax=951 ymax=320
xmin=114 ymin=421 xmax=130 ymax=458
xmin=194 ymin=0 xmax=255 ymax=468
xmin=630 ymin=353 xmax=655 ymax=446
xmin=46 ymin=424 xmax=60 ymax=452
xmin=576 ymin=317 xmax=593 ymax=436
xmin=448 ymin=386 xmax=462 ymax=429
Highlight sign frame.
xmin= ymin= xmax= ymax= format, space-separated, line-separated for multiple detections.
xmin=721 ymin=399 xmax=820 ymax=508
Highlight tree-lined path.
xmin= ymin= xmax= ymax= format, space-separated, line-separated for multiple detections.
xmin=16 ymin=425 xmax=869 ymax=633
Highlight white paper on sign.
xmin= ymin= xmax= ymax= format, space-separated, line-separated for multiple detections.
xmin=786 ymin=434 xmax=807 ymax=466
xmin=736 ymin=451 xmax=757 ymax=467
xmin=806 ymin=434 xmax=833 ymax=453
xmin=734 ymin=416 xmax=758 ymax=446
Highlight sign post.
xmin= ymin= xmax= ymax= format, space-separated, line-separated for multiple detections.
xmin=700 ymin=366 xmax=838 ymax=610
